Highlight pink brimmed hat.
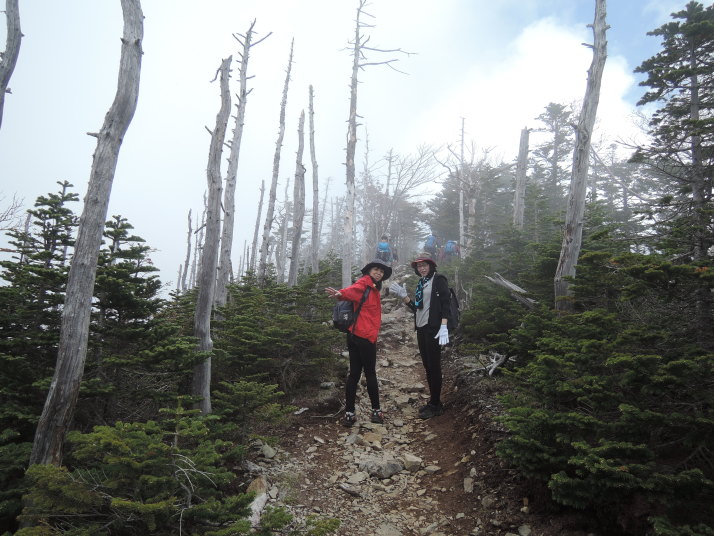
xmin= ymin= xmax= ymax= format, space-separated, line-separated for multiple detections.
xmin=410 ymin=252 xmax=437 ymax=273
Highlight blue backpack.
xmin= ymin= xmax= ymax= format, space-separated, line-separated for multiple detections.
xmin=377 ymin=241 xmax=391 ymax=254
xmin=425 ymin=235 xmax=436 ymax=249
xmin=445 ymin=240 xmax=456 ymax=253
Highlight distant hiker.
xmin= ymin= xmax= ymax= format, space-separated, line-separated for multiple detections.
xmin=443 ymin=239 xmax=460 ymax=262
xmin=375 ymin=235 xmax=394 ymax=263
xmin=325 ymin=258 xmax=392 ymax=427
xmin=389 ymin=253 xmax=452 ymax=420
xmin=423 ymin=232 xmax=439 ymax=258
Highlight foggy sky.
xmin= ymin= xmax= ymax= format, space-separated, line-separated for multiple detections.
xmin=0 ymin=0 xmax=684 ymax=290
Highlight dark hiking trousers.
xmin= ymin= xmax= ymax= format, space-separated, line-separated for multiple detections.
xmin=345 ymin=333 xmax=380 ymax=413
xmin=417 ymin=325 xmax=442 ymax=406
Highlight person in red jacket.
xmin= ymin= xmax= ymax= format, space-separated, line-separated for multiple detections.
xmin=325 ymin=259 xmax=392 ymax=427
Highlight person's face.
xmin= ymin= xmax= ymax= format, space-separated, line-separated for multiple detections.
xmin=369 ymin=267 xmax=385 ymax=281
xmin=416 ymin=261 xmax=431 ymax=277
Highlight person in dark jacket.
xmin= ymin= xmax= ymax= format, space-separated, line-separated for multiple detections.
xmin=325 ymin=259 xmax=392 ymax=427
xmin=389 ymin=253 xmax=451 ymax=419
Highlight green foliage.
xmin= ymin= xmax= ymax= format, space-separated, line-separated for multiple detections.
xmin=0 ymin=182 xmax=80 ymax=532
xmin=77 ymin=215 xmax=203 ymax=426
xmin=0 ymin=431 xmax=31 ymax=534
xmin=214 ymin=273 xmax=342 ymax=394
xmin=253 ymin=507 xmax=339 ymax=536
xmin=496 ymin=308 xmax=714 ymax=534
xmin=18 ymin=415 xmax=252 ymax=536
xmin=211 ymin=380 xmax=294 ymax=442
xmin=633 ymin=1 xmax=714 ymax=261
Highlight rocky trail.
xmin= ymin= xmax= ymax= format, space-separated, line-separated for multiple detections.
xmin=241 ymin=295 xmax=596 ymax=536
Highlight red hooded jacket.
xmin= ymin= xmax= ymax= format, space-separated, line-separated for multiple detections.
xmin=338 ymin=274 xmax=382 ymax=343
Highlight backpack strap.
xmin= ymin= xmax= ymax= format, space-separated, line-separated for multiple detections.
xmin=351 ymin=286 xmax=372 ymax=329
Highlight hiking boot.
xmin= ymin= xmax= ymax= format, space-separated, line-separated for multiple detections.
xmin=418 ymin=402 xmax=437 ymax=417
xmin=370 ymin=409 xmax=384 ymax=424
xmin=418 ymin=403 xmax=443 ymax=420
xmin=343 ymin=412 xmax=356 ymax=427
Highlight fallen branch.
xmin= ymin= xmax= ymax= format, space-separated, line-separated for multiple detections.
xmin=484 ymin=273 xmax=537 ymax=309
xmin=485 ymin=351 xmax=509 ymax=376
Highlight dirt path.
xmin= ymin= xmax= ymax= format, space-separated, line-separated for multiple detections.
xmin=243 ymin=298 xmax=594 ymax=536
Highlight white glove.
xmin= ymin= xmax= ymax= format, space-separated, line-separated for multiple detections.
xmin=435 ymin=324 xmax=449 ymax=345
xmin=389 ymin=282 xmax=407 ymax=298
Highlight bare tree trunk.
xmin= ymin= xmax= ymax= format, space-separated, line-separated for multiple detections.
xmin=554 ymin=0 xmax=607 ymax=311
xmin=513 ymin=127 xmax=529 ymax=230
xmin=191 ymin=56 xmax=232 ymax=414
xmin=360 ymin=137 xmax=373 ymax=266
xmin=343 ymin=6 xmax=362 ymax=287
xmin=466 ymin=169 xmax=481 ymax=252
xmin=193 ymin=193 xmax=207 ymax=286
xmin=258 ymin=40 xmax=293 ymax=283
xmin=309 ymin=85 xmax=320 ymax=274
xmin=250 ymin=179 xmax=264 ymax=273
xmin=181 ymin=209 xmax=192 ymax=292
xmin=288 ymin=110 xmax=306 ymax=286
xmin=0 ymin=0 xmax=21 ymax=130
xmin=318 ymin=176 xmax=330 ymax=250
xmin=342 ymin=1 xmax=410 ymax=285
xmin=215 ymin=22 xmax=259 ymax=307
xmin=29 ymin=0 xmax=143 ymax=466
xmin=189 ymin=210 xmax=200 ymax=289
xmin=276 ymin=178 xmax=291 ymax=283
xmin=458 ymin=118 xmax=466 ymax=256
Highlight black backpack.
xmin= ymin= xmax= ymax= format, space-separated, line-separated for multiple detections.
xmin=434 ymin=274 xmax=460 ymax=331
xmin=447 ymin=287 xmax=460 ymax=331
xmin=332 ymin=287 xmax=371 ymax=333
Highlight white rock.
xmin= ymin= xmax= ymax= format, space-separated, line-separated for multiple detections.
xmin=347 ymin=471 xmax=369 ymax=484
xmin=481 ymin=494 xmax=497 ymax=509
xmin=402 ymin=453 xmax=423 ymax=472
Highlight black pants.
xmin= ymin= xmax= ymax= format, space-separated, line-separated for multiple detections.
xmin=345 ymin=333 xmax=380 ymax=413
xmin=417 ymin=325 xmax=442 ymax=406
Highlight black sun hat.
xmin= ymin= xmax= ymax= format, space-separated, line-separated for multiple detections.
xmin=361 ymin=259 xmax=392 ymax=280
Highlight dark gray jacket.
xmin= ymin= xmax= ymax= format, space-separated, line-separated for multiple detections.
xmin=406 ymin=273 xmax=451 ymax=330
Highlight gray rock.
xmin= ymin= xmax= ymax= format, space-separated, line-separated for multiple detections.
xmin=241 ymin=460 xmax=262 ymax=473
xmin=338 ymin=483 xmax=362 ymax=497
xmin=375 ymin=522 xmax=402 ymax=535
xmin=359 ymin=458 xmax=404 ymax=479
xmin=260 ymin=444 xmax=276 ymax=459
xmin=481 ymin=494 xmax=497 ymax=509
xmin=345 ymin=433 xmax=361 ymax=445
